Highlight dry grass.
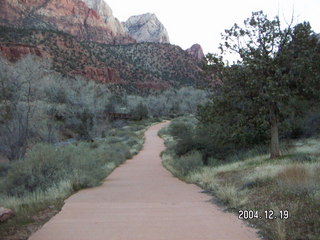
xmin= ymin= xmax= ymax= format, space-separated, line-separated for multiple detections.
xmin=276 ymin=163 xmax=320 ymax=196
xmin=243 ymin=164 xmax=286 ymax=184
xmin=213 ymin=183 xmax=249 ymax=208
xmin=275 ymin=218 xmax=286 ymax=240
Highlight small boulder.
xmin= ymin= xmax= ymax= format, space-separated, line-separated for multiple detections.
xmin=0 ymin=207 xmax=14 ymax=223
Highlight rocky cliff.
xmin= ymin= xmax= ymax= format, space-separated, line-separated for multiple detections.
xmin=124 ymin=13 xmax=170 ymax=43
xmin=0 ymin=0 xmax=134 ymax=44
xmin=81 ymin=0 xmax=127 ymax=37
xmin=186 ymin=44 xmax=205 ymax=61
xmin=0 ymin=43 xmax=45 ymax=62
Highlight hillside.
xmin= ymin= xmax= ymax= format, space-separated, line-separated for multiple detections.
xmin=86 ymin=42 xmax=203 ymax=90
xmin=0 ymin=0 xmax=203 ymax=92
xmin=0 ymin=26 xmax=203 ymax=92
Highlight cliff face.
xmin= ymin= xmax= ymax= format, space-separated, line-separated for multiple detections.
xmin=81 ymin=0 xmax=127 ymax=36
xmin=186 ymin=44 xmax=205 ymax=61
xmin=0 ymin=0 xmax=134 ymax=44
xmin=124 ymin=13 xmax=170 ymax=43
xmin=0 ymin=43 xmax=45 ymax=62
xmin=71 ymin=66 xmax=123 ymax=84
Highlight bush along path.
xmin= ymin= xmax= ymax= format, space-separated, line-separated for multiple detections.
xmin=28 ymin=121 xmax=259 ymax=240
xmin=160 ymin=117 xmax=320 ymax=240
xmin=0 ymin=120 xmax=153 ymax=240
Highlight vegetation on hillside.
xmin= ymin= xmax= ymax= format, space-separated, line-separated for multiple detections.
xmin=0 ymin=26 xmax=203 ymax=93
xmin=86 ymin=42 xmax=203 ymax=90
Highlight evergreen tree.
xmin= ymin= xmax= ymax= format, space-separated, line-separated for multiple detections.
xmin=200 ymin=11 xmax=320 ymax=158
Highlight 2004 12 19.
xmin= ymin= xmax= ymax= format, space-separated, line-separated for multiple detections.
xmin=238 ymin=210 xmax=289 ymax=220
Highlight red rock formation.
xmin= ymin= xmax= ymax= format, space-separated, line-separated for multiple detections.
xmin=186 ymin=44 xmax=205 ymax=61
xmin=0 ymin=43 xmax=45 ymax=61
xmin=71 ymin=66 xmax=124 ymax=84
xmin=0 ymin=0 xmax=135 ymax=44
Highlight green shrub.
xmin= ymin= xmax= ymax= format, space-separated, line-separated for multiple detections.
xmin=0 ymin=162 xmax=10 ymax=177
xmin=2 ymin=144 xmax=69 ymax=196
xmin=172 ymin=151 xmax=203 ymax=177
xmin=130 ymin=102 xmax=148 ymax=120
xmin=0 ymin=140 xmax=133 ymax=197
xmin=168 ymin=121 xmax=197 ymax=156
xmin=169 ymin=121 xmax=194 ymax=139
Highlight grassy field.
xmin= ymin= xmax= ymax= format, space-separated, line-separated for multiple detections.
xmin=160 ymin=119 xmax=320 ymax=240
xmin=0 ymin=119 xmax=157 ymax=239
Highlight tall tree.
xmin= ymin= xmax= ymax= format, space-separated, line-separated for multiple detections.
xmin=0 ymin=56 xmax=49 ymax=160
xmin=201 ymin=11 xmax=320 ymax=158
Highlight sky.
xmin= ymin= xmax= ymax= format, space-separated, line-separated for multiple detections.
xmin=107 ymin=0 xmax=320 ymax=57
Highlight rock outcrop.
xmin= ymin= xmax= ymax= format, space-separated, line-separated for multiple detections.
xmin=71 ymin=66 xmax=124 ymax=84
xmin=81 ymin=0 xmax=127 ymax=37
xmin=0 ymin=207 xmax=14 ymax=223
xmin=186 ymin=44 xmax=205 ymax=61
xmin=0 ymin=0 xmax=134 ymax=44
xmin=124 ymin=13 xmax=170 ymax=43
xmin=0 ymin=43 xmax=45 ymax=62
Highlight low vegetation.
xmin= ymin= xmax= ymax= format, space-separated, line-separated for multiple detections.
xmin=160 ymin=118 xmax=320 ymax=240
xmin=0 ymin=120 xmax=151 ymax=238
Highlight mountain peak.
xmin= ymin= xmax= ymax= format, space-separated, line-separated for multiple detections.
xmin=186 ymin=44 xmax=205 ymax=61
xmin=124 ymin=13 xmax=170 ymax=43
xmin=80 ymin=0 xmax=126 ymax=35
xmin=0 ymin=0 xmax=134 ymax=44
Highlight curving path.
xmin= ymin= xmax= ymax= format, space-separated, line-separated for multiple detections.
xmin=29 ymin=121 xmax=260 ymax=240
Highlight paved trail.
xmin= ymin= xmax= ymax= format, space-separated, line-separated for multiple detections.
xmin=29 ymin=121 xmax=260 ymax=240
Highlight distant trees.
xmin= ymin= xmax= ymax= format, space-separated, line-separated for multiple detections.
xmin=199 ymin=11 xmax=320 ymax=158
xmin=130 ymin=102 xmax=148 ymax=120
xmin=0 ymin=55 xmax=209 ymax=161
xmin=127 ymin=87 xmax=208 ymax=118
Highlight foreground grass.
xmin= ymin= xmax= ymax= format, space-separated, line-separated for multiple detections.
xmin=160 ymin=119 xmax=320 ymax=240
xmin=0 ymin=119 xmax=156 ymax=239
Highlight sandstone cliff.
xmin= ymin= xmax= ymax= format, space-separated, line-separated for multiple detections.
xmin=124 ymin=13 xmax=170 ymax=43
xmin=81 ymin=0 xmax=127 ymax=37
xmin=0 ymin=43 xmax=45 ymax=62
xmin=186 ymin=44 xmax=205 ymax=61
xmin=0 ymin=0 xmax=134 ymax=44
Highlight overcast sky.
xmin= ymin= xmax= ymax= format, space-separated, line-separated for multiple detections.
xmin=107 ymin=0 xmax=320 ymax=56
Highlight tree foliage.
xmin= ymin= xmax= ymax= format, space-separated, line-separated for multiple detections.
xmin=199 ymin=11 xmax=320 ymax=158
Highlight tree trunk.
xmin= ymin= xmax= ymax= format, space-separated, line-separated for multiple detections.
xmin=270 ymin=103 xmax=281 ymax=159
